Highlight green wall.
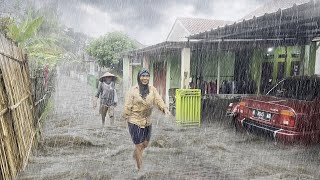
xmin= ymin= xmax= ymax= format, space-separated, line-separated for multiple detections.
xmin=260 ymin=46 xmax=305 ymax=84
xmin=309 ymin=42 xmax=317 ymax=75
xmin=169 ymin=54 xmax=181 ymax=88
xmin=190 ymin=50 xmax=235 ymax=87
xmin=219 ymin=51 xmax=235 ymax=83
xmin=252 ymin=45 xmax=315 ymax=93
xmin=272 ymin=46 xmax=303 ymax=78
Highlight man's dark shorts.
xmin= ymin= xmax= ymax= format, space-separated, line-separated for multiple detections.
xmin=128 ymin=122 xmax=152 ymax=144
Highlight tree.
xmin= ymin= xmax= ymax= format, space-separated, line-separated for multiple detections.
xmin=86 ymin=31 xmax=138 ymax=68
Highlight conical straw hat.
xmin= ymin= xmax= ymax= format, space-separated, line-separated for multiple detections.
xmin=99 ymin=72 xmax=116 ymax=81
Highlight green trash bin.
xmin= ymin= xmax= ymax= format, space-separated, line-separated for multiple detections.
xmin=175 ymin=89 xmax=201 ymax=127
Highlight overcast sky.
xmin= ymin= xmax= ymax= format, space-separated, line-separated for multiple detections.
xmin=32 ymin=0 xmax=268 ymax=45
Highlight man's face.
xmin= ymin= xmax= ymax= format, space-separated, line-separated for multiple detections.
xmin=139 ymin=75 xmax=150 ymax=85
xmin=106 ymin=77 xmax=112 ymax=81
xmin=104 ymin=77 xmax=112 ymax=83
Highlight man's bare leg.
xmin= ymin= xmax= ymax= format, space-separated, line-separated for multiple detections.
xmin=101 ymin=114 xmax=106 ymax=125
xmin=110 ymin=116 xmax=114 ymax=125
xmin=109 ymin=107 xmax=115 ymax=125
xmin=142 ymin=141 xmax=149 ymax=149
xmin=133 ymin=143 xmax=144 ymax=170
xmin=101 ymin=106 xmax=107 ymax=126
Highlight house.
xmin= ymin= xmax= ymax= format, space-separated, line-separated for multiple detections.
xmin=166 ymin=17 xmax=231 ymax=41
xmin=189 ymin=0 xmax=320 ymax=94
xmin=240 ymin=0 xmax=320 ymax=74
xmin=122 ymin=17 xmax=232 ymax=106
xmin=122 ymin=0 xmax=320 ymax=120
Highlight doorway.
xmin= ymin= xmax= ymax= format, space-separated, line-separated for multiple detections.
xmin=153 ymin=61 xmax=167 ymax=100
xmin=260 ymin=62 xmax=274 ymax=94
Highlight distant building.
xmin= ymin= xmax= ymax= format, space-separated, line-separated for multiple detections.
xmin=123 ymin=17 xmax=231 ymax=105
xmin=166 ymin=17 xmax=232 ymax=42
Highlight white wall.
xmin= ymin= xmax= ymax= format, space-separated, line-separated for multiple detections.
xmin=166 ymin=21 xmax=190 ymax=42
xmin=165 ymin=60 xmax=171 ymax=107
xmin=315 ymin=42 xmax=320 ymax=75
xmin=180 ymin=48 xmax=191 ymax=89
xmin=122 ymin=56 xmax=131 ymax=97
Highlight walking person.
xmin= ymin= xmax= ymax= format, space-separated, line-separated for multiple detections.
xmin=123 ymin=69 xmax=170 ymax=171
xmin=94 ymin=72 xmax=118 ymax=126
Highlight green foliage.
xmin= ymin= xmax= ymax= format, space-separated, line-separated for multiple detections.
xmin=3 ymin=6 xmax=89 ymax=70
xmin=5 ymin=12 xmax=67 ymax=69
xmin=0 ymin=17 xmax=14 ymax=34
xmin=27 ymin=36 xmax=64 ymax=67
xmin=7 ymin=15 xmax=44 ymax=45
xmin=86 ymin=31 xmax=137 ymax=68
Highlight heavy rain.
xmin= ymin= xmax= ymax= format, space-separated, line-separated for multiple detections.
xmin=1 ymin=0 xmax=320 ymax=179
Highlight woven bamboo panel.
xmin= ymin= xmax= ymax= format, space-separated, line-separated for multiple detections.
xmin=0 ymin=34 xmax=36 ymax=180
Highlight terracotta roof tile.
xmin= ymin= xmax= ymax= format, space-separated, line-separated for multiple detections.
xmin=240 ymin=0 xmax=311 ymax=20
xmin=177 ymin=17 xmax=232 ymax=34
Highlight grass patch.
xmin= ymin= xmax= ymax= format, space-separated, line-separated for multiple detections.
xmin=35 ymin=98 xmax=54 ymax=144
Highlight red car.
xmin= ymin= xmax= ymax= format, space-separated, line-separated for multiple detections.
xmin=227 ymin=75 xmax=320 ymax=143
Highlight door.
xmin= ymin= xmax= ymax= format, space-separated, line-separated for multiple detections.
xmin=234 ymin=49 xmax=253 ymax=94
xmin=153 ymin=62 xmax=166 ymax=100
xmin=277 ymin=62 xmax=285 ymax=82
xmin=260 ymin=62 xmax=274 ymax=94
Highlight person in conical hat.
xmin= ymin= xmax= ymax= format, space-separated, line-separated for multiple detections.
xmin=98 ymin=72 xmax=117 ymax=82
xmin=94 ymin=72 xmax=118 ymax=126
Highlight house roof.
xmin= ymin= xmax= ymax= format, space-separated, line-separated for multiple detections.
xmin=189 ymin=0 xmax=320 ymax=43
xmin=125 ymin=18 xmax=233 ymax=56
xmin=123 ymin=41 xmax=190 ymax=56
xmin=240 ymin=0 xmax=311 ymax=20
xmin=176 ymin=17 xmax=232 ymax=34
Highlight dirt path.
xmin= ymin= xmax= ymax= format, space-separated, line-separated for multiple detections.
xmin=17 ymin=74 xmax=320 ymax=180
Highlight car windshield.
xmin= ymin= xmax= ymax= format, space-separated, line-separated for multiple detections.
xmin=267 ymin=77 xmax=320 ymax=101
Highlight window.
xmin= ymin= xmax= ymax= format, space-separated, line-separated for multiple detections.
xmin=278 ymin=54 xmax=287 ymax=58
xmin=291 ymin=53 xmax=301 ymax=58
xmin=291 ymin=61 xmax=301 ymax=76
xmin=264 ymin=54 xmax=274 ymax=59
xmin=268 ymin=77 xmax=320 ymax=101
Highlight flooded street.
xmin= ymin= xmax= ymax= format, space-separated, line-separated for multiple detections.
xmin=17 ymin=74 xmax=320 ymax=180
xmin=1 ymin=1 xmax=320 ymax=180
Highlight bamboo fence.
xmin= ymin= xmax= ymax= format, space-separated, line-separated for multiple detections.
xmin=0 ymin=34 xmax=36 ymax=180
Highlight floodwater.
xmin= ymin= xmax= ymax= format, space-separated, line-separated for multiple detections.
xmin=17 ymin=73 xmax=320 ymax=180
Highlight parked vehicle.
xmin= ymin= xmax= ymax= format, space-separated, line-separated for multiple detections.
xmin=226 ymin=75 xmax=320 ymax=143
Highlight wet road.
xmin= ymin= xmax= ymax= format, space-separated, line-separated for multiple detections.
xmin=17 ymin=74 xmax=320 ymax=180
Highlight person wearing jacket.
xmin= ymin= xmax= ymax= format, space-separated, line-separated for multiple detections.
xmin=123 ymin=69 xmax=170 ymax=171
xmin=94 ymin=72 xmax=118 ymax=126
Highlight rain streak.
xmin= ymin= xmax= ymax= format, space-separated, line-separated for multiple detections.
xmin=0 ymin=0 xmax=320 ymax=179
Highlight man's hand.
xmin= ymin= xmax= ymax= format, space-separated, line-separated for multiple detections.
xmin=93 ymin=97 xmax=98 ymax=109
xmin=122 ymin=114 xmax=129 ymax=121
xmin=164 ymin=109 xmax=171 ymax=117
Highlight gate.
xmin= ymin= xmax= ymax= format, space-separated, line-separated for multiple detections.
xmin=175 ymin=89 xmax=201 ymax=127
xmin=0 ymin=34 xmax=35 ymax=180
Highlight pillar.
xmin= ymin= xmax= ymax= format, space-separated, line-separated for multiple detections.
xmin=180 ymin=48 xmax=191 ymax=89
xmin=122 ymin=56 xmax=131 ymax=97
